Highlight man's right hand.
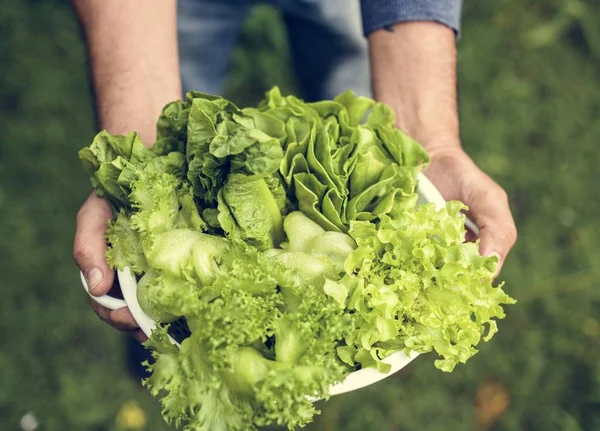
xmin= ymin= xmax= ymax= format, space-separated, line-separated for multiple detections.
xmin=72 ymin=0 xmax=180 ymax=344
xmin=73 ymin=192 xmax=147 ymax=342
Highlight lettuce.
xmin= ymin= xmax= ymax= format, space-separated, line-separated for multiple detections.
xmin=138 ymin=229 xmax=349 ymax=430
xmin=79 ymin=130 xmax=187 ymax=212
xmin=343 ymin=201 xmax=516 ymax=372
xmin=264 ymin=87 xmax=428 ymax=232
xmin=79 ymin=87 xmax=515 ymax=431
xmin=105 ymin=209 xmax=148 ymax=273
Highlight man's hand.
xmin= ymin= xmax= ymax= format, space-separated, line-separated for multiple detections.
xmin=424 ymin=147 xmax=517 ymax=274
xmin=368 ymin=21 xmax=517 ymax=274
xmin=72 ymin=0 xmax=180 ymax=337
xmin=73 ymin=192 xmax=147 ymax=342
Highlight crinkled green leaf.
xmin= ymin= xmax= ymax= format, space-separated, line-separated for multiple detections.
xmin=105 ymin=209 xmax=148 ymax=273
xmin=79 ymin=131 xmax=154 ymax=209
xmin=156 ymin=100 xmax=190 ymax=143
xmin=365 ymin=102 xmax=395 ymax=128
xmin=229 ymin=138 xmax=283 ymax=179
xmin=334 ymin=90 xmax=375 ymax=126
xmin=344 ymin=201 xmax=516 ymax=372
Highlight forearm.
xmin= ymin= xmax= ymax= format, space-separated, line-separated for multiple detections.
xmin=369 ymin=22 xmax=460 ymax=152
xmin=73 ymin=0 xmax=181 ymax=146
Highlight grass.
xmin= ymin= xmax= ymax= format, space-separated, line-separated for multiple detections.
xmin=1 ymin=0 xmax=600 ymax=430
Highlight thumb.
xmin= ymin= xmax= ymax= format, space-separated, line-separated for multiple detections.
xmin=465 ymin=175 xmax=517 ymax=275
xmin=73 ymin=193 xmax=115 ymax=296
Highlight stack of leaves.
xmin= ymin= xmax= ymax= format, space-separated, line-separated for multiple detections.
xmin=79 ymin=88 xmax=515 ymax=431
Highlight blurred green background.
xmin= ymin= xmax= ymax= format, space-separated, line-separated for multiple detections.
xmin=1 ymin=0 xmax=600 ymax=430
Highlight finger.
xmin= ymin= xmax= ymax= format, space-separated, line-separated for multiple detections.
xmin=465 ymin=180 xmax=517 ymax=275
xmin=89 ymin=298 xmax=139 ymax=331
xmin=108 ymin=307 xmax=141 ymax=331
xmin=74 ymin=192 xmax=114 ymax=296
xmin=132 ymin=329 xmax=149 ymax=344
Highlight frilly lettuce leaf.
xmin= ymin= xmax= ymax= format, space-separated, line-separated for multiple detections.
xmin=129 ymin=171 xmax=205 ymax=237
xmin=105 ymin=209 xmax=148 ymax=273
xmin=79 ymin=128 xmax=188 ymax=214
xmin=142 ymin=240 xmax=346 ymax=431
xmin=143 ymin=325 xmax=254 ymax=431
xmin=343 ymin=201 xmax=516 ymax=372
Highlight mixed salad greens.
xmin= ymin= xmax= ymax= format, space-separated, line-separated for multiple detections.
xmin=79 ymin=88 xmax=515 ymax=431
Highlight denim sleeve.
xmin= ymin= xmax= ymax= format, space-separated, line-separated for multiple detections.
xmin=360 ymin=0 xmax=462 ymax=37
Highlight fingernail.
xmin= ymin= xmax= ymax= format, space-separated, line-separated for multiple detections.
xmin=87 ymin=267 xmax=103 ymax=292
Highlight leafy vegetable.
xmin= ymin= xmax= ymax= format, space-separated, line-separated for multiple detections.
xmin=263 ymin=87 xmax=428 ymax=233
xmin=343 ymin=200 xmax=516 ymax=372
xmin=79 ymin=130 xmax=187 ymax=212
xmin=79 ymin=87 xmax=515 ymax=430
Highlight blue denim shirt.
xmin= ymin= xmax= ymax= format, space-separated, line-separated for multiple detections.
xmin=360 ymin=0 xmax=462 ymax=36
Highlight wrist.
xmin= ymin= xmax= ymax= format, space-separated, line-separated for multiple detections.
xmin=424 ymin=145 xmax=479 ymax=178
xmin=97 ymin=101 xmax=165 ymax=147
xmin=93 ymin=75 xmax=181 ymax=146
xmin=369 ymin=21 xmax=460 ymax=154
xmin=77 ymin=0 xmax=181 ymax=148
xmin=419 ymin=135 xmax=463 ymax=156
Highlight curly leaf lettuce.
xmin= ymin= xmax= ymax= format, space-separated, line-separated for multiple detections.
xmin=79 ymin=130 xmax=188 ymax=212
xmin=142 ymin=238 xmax=348 ymax=431
xmin=105 ymin=209 xmax=148 ymax=273
xmin=344 ymin=200 xmax=516 ymax=372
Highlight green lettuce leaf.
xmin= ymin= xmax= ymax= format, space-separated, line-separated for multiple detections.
xmin=80 ymin=129 xmax=188 ymax=213
xmin=344 ymin=201 xmax=516 ymax=372
xmin=142 ymin=238 xmax=346 ymax=431
xmin=79 ymin=131 xmax=152 ymax=209
xmin=271 ymin=89 xmax=429 ymax=233
xmin=105 ymin=209 xmax=148 ymax=274
xmin=217 ymin=174 xmax=285 ymax=250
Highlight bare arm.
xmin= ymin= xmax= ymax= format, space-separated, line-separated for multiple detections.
xmin=72 ymin=0 xmax=181 ymax=339
xmin=369 ymin=22 xmax=458 ymax=151
xmin=73 ymin=0 xmax=181 ymax=145
xmin=368 ymin=22 xmax=517 ymax=273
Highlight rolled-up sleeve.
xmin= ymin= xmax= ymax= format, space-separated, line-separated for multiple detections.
xmin=360 ymin=0 xmax=462 ymax=36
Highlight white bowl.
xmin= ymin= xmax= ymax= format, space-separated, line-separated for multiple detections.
xmin=81 ymin=173 xmax=475 ymax=398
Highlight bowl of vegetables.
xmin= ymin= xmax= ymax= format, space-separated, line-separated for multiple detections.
xmin=79 ymin=88 xmax=514 ymax=431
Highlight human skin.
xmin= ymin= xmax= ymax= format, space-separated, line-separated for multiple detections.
xmin=72 ymin=3 xmax=516 ymax=338
xmin=369 ymin=21 xmax=517 ymax=269
xmin=72 ymin=0 xmax=180 ymax=341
